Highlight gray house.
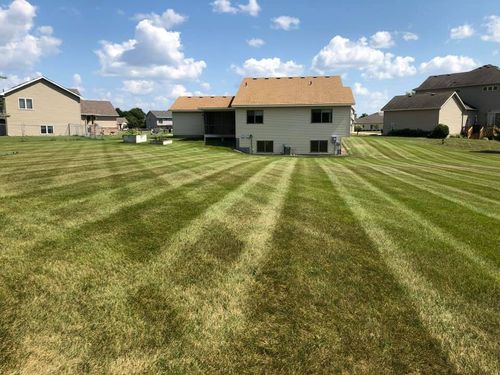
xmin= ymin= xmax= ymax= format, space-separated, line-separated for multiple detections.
xmin=382 ymin=64 xmax=500 ymax=137
xmin=146 ymin=110 xmax=173 ymax=131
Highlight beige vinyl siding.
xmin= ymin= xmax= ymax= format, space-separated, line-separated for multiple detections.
xmin=235 ymin=106 xmax=351 ymax=154
xmin=439 ymin=96 xmax=465 ymax=134
xmin=383 ymin=109 xmax=439 ymax=134
xmin=172 ymin=112 xmax=204 ymax=137
xmin=4 ymin=80 xmax=80 ymax=136
xmin=418 ymin=86 xmax=500 ymax=125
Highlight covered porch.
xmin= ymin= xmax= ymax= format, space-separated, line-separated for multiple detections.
xmin=203 ymin=110 xmax=235 ymax=142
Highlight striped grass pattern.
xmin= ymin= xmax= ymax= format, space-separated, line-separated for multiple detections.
xmin=0 ymin=136 xmax=499 ymax=374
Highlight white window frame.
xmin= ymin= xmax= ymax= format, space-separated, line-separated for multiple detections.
xmin=18 ymin=97 xmax=33 ymax=110
xmin=40 ymin=125 xmax=54 ymax=135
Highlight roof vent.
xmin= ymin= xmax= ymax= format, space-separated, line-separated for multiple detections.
xmin=288 ymin=77 xmax=293 ymax=79
xmin=430 ymin=93 xmax=436 ymax=96
xmin=252 ymin=78 xmax=257 ymax=80
xmin=187 ymin=96 xmax=192 ymax=98
xmin=264 ymin=78 xmax=269 ymax=80
xmin=276 ymin=77 xmax=281 ymax=79
xmin=245 ymin=82 xmax=248 ymax=87
xmin=309 ymin=80 xmax=313 ymax=85
xmin=300 ymin=77 xmax=305 ymax=79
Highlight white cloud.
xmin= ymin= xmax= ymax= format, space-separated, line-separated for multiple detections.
xmin=231 ymin=57 xmax=303 ymax=77
xmin=200 ymin=82 xmax=211 ymax=90
xmin=96 ymin=18 xmax=206 ymax=80
xmin=211 ymin=0 xmax=261 ymax=16
xmin=72 ymin=73 xmax=84 ymax=93
xmin=122 ymin=80 xmax=155 ymax=95
xmin=238 ymin=0 xmax=260 ymax=16
xmin=402 ymin=32 xmax=419 ymax=41
xmin=312 ymin=35 xmax=416 ymax=79
xmin=0 ymin=0 xmax=61 ymax=71
xmin=247 ymin=38 xmax=265 ymax=47
xmin=169 ymin=84 xmax=192 ymax=98
xmin=420 ymin=55 xmax=479 ymax=74
xmin=370 ymin=31 xmax=394 ymax=49
xmin=133 ymin=9 xmax=187 ymax=29
xmin=450 ymin=24 xmax=475 ymax=39
xmin=353 ymin=82 xmax=388 ymax=112
xmin=271 ymin=16 xmax=300 ymax=31
xmin=481 ymin=15 xmax=500 ymax=42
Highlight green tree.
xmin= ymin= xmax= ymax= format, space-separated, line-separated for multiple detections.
xmin=115 ymin=107 xmax=146 ymax=128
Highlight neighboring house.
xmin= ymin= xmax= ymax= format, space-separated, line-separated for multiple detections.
xmin=170 ymin=76 xmax=354 ymax=155
xmin=81 ymin=100 xmax=119 ymax=135
xmin=354 ymin=112 xmax=383 ymax=131
xmin=381 ymin=91 xmax=472 ymax=135
xmin=146 ymin=110 xmax=173 ymax=131
xmin=0 ymin=76 xmax=82 ymax=136
xmin=415 ymin=64 xmax=500 ymax=127
xmin=116 ymin=117 xmax=128 ymax=130
xmin=382 ymin=64 xmax=500 ymax=136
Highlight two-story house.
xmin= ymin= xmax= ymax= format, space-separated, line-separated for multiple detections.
xmin=0 ymin=76 xmax=82 ymax=136
xmin=382 ymin=65 xmax=500 ymax=136
xmin=0 ymin=76 xmax=120 ymax=137
xmin=169 ymin=76 xmax=354 ymax=155
xmin=146 ymin=110 xmax=173 ymax=132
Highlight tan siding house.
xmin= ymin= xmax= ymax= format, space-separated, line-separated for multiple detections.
xmin=81 ymin=100 xmax=119 ymax=135
xmin=1 ymin=77 xmax=81 ymax=136
xmin=169 ymin=76 xmax=354 ymax=155
xmin=382 ymin=92 xmax=470 ymax=135
xmin=414 ymin=64 xmax=500 ymax=127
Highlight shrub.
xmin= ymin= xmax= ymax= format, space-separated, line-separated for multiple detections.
xmin=123 ymin=129 xmax=141 ymax=136
xmin=428 ymin=124 xmax=449 ymax=139
xmin=387 ymin=128 xmax=430 ymax=137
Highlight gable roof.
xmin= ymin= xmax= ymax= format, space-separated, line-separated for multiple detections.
xmin=117 ymin=117 xmax=127 ymax=123
xmin=382 ymin=91 xmax=472 ymax=112
xmin=354 ymin=112 xmax=383 ymax=124
xmin=81 ymin=100 xmax=118 ymax=117
xmin=231 ymin=76 xmax=355 ymax=107
xmin=415 ymin=64 xmax=500 ymax=91
xmin=170 ymin=96 xmax=234 ymax=112
xmin=0 ymin=76 xmax=81 ymax=98
xmin=148 ymin=110 xmax=172 ymax=118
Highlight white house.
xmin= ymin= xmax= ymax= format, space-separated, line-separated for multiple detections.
xmin=169 ymin=76 xmax=354 ymax=155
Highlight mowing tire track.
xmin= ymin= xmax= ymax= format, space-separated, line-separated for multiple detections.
xmin=319 ymin=161 xmax=499 ymax=375
xmin=335 ymin=161 xmax=499 ymax=281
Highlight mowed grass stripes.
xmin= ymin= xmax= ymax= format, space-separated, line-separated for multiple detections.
xmin=0 ymin=136 xmax=499 ymax=374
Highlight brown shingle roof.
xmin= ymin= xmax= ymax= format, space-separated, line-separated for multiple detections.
xmin=415 ymin=64 xmax=500 ymax=91
xmin=169 ymin=96 xmax=234 ymax=112
xmin=382 ymin=91 xmax=468 ymax=111
xmin=355 ymin=112 xmax=383 ymax=124
xmin=81 ymin=100 xmax=118 ymax=116
xmin=231 ymin=76 xmax=355 ymax=107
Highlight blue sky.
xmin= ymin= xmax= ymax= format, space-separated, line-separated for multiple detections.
xmin=0 ymin=0 xmax=499 ymax=113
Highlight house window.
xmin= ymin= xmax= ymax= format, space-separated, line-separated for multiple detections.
xmin=18 ymin=98 xmax=33 ymax=109
xmin=483 ymin=86 xmax=499 ymax=92
xmin=310 ymin=140 xmax=328 ymax=153
xmin=247 ymin=110 xmax=264 ymax=124
xmin=158 ymin=119 xmax=163 ymax=124
xmin=311 ymin=109 xmax=333 ymax=123
xmin=41 ymin=125 xmax=53 ymax=134
xmin=256 ymin=140 xmax=273 ymax=153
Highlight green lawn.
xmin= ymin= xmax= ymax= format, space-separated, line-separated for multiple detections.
xmin=0 ymin=136 xmax=499 ymax=374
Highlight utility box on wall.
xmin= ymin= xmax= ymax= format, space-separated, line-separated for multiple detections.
xmin=331 ymin=134 xmax=342 ymax=155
